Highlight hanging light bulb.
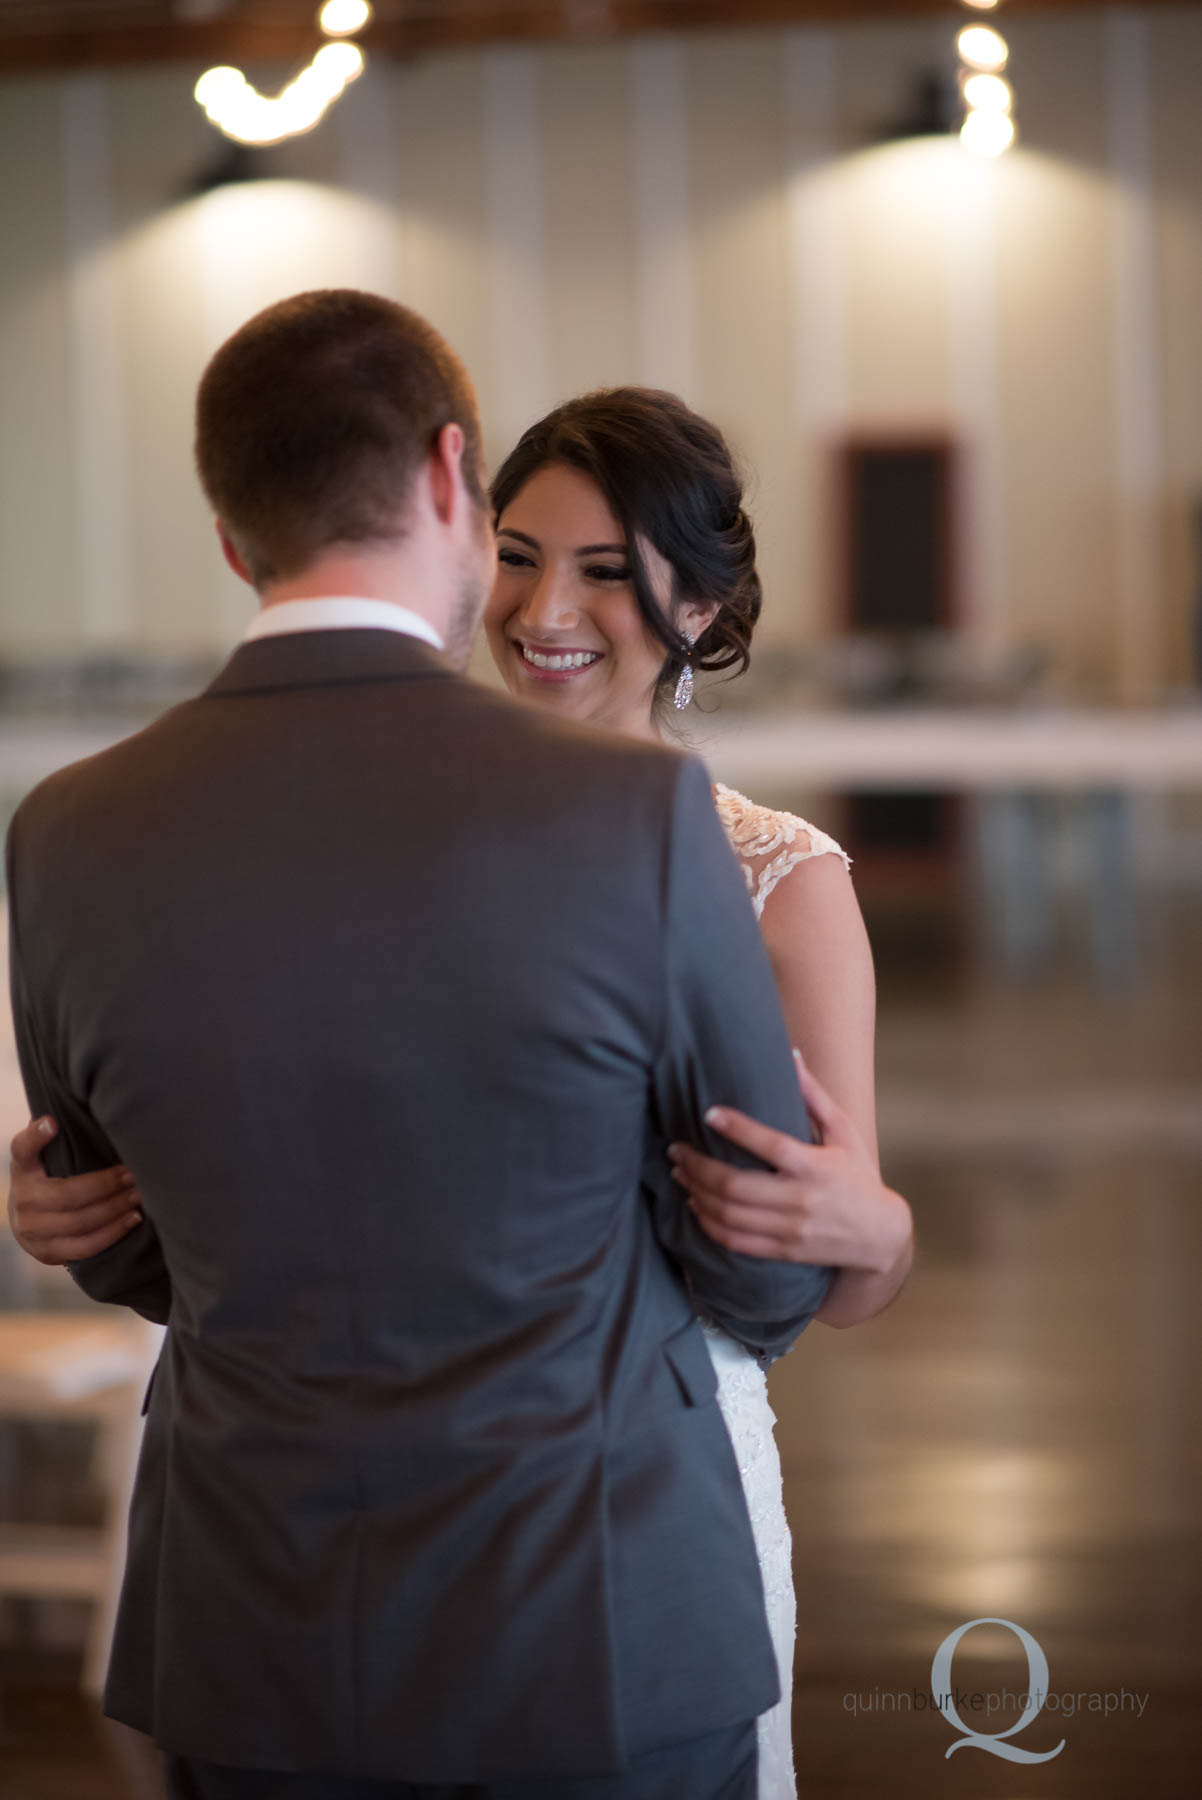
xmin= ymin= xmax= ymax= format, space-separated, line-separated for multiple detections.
xmin=194 ymin=67 xmax=248 ymax=113
xmin=318 ymin=0 xmax=372 ymax=36
xmin=960 ymin=0 xmax=1001 ymax=11
xmin=312 ymin=41 xmax=366 ymax=86
xmin=194 ymin=40 xmax=365 ymax=146
xmin=962 ymin=72 xmax=1013 ymax=113
xmin=961 ymin=108 xmax=1016 ymax=157
xmin=957 ymin=25 xmax=1010 ymax=71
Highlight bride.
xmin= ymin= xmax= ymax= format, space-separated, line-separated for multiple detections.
xmin=484 ymin=387 xmax=912 ymax=1799
xmin=8 ymin=386 xmax=912 ymax=1800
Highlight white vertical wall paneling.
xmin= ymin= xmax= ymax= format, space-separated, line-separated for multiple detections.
xmin=631 ymin=37 xmax=696 ymax=397
xmin=484 ymin=48 xmax=552 ymax=450
xmin=195 ymin=195 xmax=271 ymax=644
xmin=1106 ymin=6 xmax=1162 ymax=702
xmin=334 ymin=64 xmax=407 ymax=298
xmin=62 ymin=74 xmax=132 ymax=644
xmin=944 ymin=151 xmax=1008 ymax=660
xmin=783 ymin=30 xmax=845 ymax=429
xmin=192 ymin=181 xmax=402 ymax=642
xmin=781 ymin=29 xmax=842 ymax=637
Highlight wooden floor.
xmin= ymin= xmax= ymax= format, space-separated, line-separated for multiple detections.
xmin=2 ymin=902 xmax=1200 ymax=1798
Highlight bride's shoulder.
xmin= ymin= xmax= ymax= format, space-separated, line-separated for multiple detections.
xmin=712 ymin=782 xmax=851 ymax=919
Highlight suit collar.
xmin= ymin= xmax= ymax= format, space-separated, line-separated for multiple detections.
xmin=202 ymin=628 xmax=453 ymax=698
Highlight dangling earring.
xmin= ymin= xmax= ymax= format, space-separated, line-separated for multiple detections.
xmin=674 ymin=632 xmax=697 ymax=711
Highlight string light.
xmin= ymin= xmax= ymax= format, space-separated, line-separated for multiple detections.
xmin=960 ymin=109 xmax=1016 ymax=157
xmin=195 ymin=2 xmax=371 ymax=147
xmin=318 ymin=0 xmax=373 ymax=36
xmin=957 ymin=25 xmax=1010 ymax=73
xmin=956 ymin=1 xmax=1015 ymax=156
xmin=962 ymin=72 xmax=1013 ymax=113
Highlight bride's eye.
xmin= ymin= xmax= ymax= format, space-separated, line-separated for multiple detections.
xmin=585 ymin=564 xmax=631 ymax=582
xmin=497 ymin=548 xmax=535 ymax=569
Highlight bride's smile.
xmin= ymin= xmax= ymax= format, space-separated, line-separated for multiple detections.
xmin=486 ymin=459 xmax=704 ymax=740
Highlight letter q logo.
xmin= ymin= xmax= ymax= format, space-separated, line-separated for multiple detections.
xmin=931 ymin=1617 xmax=1066 ymax=1763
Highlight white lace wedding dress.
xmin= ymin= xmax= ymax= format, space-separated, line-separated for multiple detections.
xmin=705 ymin=783 xmax=851 ymax=1800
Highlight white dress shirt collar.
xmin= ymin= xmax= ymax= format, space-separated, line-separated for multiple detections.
xmin=242 ymin=597 xmax=445 ymax=653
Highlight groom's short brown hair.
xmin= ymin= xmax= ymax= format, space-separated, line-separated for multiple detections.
xmin=195 ymin=289 xmax=485 ymax=586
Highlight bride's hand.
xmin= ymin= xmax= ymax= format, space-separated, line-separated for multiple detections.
xmin=6 ymin=1117 xmax=143 ymax=1265
xmin=669 ymin=1052 xmax=912 ymax=1273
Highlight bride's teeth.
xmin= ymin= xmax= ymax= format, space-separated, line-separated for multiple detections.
xmin=520 ymin=646 xmax=600 ymax=670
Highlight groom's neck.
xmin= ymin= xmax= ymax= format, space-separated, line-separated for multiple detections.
xmin=258 ymin=541 xmax=447 ymax=635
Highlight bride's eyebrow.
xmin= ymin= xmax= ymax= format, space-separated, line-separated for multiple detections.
xmin=497 ymin=527 xmax=628 ymax=556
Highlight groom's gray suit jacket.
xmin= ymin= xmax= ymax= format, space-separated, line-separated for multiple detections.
xmin=6 ymin=629 xmax=831 ymax=1782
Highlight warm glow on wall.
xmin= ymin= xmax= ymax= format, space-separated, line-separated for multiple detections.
xmin=957 ymin=25 xmax=1010 ymax=72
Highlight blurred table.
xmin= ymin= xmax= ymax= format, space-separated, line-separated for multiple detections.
xmin=4 ymin=705 xmax=1202 ymax=797
xmin=698 ymin=704 xmax=1202 ymax=792
xmin=699 ymin=706 xmax=1202 ymax=985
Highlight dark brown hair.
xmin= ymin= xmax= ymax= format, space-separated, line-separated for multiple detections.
xmin=489 ymin=387 xmax=762 ymax=702
xmin=195 ymin=288 xmax=485 ymax=585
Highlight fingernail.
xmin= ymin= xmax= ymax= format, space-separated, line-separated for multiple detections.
xmin=667 ymin=1144 xmax=682 ymax=1160
xmin=704 ymin=1106 xmax=725 ymax=1127
xmin=37 ymin=1118 xmax=55 ymax=1137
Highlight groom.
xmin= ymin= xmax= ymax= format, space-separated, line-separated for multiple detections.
xmin=5 ymin=290 xmax=829 ymax=1798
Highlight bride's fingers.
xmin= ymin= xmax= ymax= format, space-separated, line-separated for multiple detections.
xmin=699 ymin=1107 xmax=818 ymax=1176
xmin=9 ymin=1116 xmax=59 ymax=1172
xmin=686 ymin=1183 xmax=815 ymax=1238
xmin=793 ymin=1054 xmax=858 ymax=1151
xmin=22 ymin=1192 xmax=143 ymax=1240
xmin=685 ymin=1181 xmax=816 ymax=1228
xmin=669 ymin=1152 xmax=805 ymax=1213
xmin=27 ymin=1213 xmax=143 ymax=1265
xmin=690 ymin=1209 xmax=805 ymax=1261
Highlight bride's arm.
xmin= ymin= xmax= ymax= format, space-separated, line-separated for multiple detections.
xmin=672 ymin=852 xmax=913 ymax=1328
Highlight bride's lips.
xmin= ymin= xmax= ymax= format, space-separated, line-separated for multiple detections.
xmin=511 ymin=639 xmax=605 ymax=683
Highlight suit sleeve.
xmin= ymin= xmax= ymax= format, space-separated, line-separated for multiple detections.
xmin=5 ymin=811 xmax=172 ymax=1324
xmin=648 ymin=756 xmax=833 ymax=1365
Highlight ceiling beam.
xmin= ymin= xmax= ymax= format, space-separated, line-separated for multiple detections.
xmin=0 ymin=0 xmax=1173 ymax=75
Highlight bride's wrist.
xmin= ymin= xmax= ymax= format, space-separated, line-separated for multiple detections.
xmin=863 ymin=1185 xmax=913 ymax=1276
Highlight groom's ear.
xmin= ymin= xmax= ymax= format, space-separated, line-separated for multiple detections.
xmin=216 ymin=523 xmax=254 ymax=588
xmin=427 ymin=422 xmax=467 ymax=528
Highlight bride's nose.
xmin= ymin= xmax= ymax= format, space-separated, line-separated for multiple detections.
xmin=517 ymin=563 xmax=583 ymax=635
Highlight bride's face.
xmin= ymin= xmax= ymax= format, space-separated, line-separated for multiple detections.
xmin=484 ymin=462 xmax=679 ymax=739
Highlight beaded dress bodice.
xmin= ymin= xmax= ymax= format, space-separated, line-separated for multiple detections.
xmin=713 ymin=782 xmax=851 ymax=920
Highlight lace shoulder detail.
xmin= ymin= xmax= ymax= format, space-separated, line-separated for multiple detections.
xmin=713 ymin=781 xmax=851 ymax=920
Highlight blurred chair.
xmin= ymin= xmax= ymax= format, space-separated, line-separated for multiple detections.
xmin=0 ymin=1309 xmax=161 ymax=1693
xmin=977 ymin=789 xmax=1136 ymax=984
